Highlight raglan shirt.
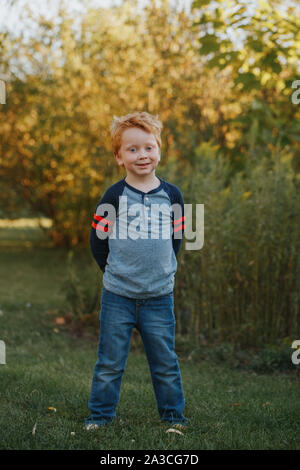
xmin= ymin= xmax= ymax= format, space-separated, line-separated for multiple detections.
xmin=90 ymin=176 xmax=185 ymax=299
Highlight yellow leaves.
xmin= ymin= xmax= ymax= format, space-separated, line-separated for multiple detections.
xmin=261 ymin=71 xmax=271 ymax=86
xmin=16 ymin=124 xmax=27 ymax=132
xmin=220 ymin=186 xmax=231 ymax=198
xmin=89 ymin=120 xmax=99 ymax=132
xmin=258 ymin=0 xmax=271 ymax=12
xmin=275 ymin=79 xmax=286 ymax=93
xmin=21 ymin=178 xmax=31 ymax=187
xmin=280 ymin=152 xmax=293 ymax=164
xmin=2 ymin=122 xmax=11 ymax=132
xmin=52 ymin=141 xmax=60 ymax=152
xmin=55 ymin=173 xmax=74 ymax=183
xmin=64 ymin=173 xmax=74 ymax=182
xmin=70 ymin=54 xmax=82 ymax=70
xmin=170 ymin=43 xmax=180 ymax=53
xmin=48 ymin=406 xmax=57 ymax=412
xmin=0 ymin=217 xmax=52 ymax=228
xmin=225 ymin=129 xmax=241 ymax=148
xmin=242 ymin=191 xmax=251 ymax=200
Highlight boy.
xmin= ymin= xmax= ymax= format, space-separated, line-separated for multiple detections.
xmin=85 ymin=111 xmax=188 ymax=429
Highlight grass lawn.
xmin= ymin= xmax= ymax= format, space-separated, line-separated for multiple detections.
xmin=0 ymin=224 xmax=299 ymax=450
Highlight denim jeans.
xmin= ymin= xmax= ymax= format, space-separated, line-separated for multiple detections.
xmin=85 ymin=286 xmax=188 ymax=426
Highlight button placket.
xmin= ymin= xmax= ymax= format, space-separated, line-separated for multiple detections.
xmin=145 ymin=196 xmax=151 ymax=222
xmin=141 ymin=195 xmax=149 ymax=226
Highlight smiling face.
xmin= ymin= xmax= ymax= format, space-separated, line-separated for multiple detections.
xmin=114 ymin=127 xmax=161 ymax=181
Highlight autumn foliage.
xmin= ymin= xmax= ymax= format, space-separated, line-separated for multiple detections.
xmin=0 ymin=0 xmax=299 ymax=345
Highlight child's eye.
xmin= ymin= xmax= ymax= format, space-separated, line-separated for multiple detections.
xmin=129 ymin=146 xmax=152 ymax=152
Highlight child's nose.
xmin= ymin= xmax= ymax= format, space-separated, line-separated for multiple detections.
xmin=138 ymin=152 xmax=147 ymax=159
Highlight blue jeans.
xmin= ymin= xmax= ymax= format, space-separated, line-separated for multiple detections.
xmin=85 ymin=286 xmax=188 ymax=426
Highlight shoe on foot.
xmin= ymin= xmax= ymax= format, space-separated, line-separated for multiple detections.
xmin=173 ymin=423 xmax=185 ymax=430
xmin=85 ymin=423 xmax=100 ymax=430
xmin=84 ymin=417 xmax=114 ymax=430
xmin=161 ymin=417 xmax=189 ymax=428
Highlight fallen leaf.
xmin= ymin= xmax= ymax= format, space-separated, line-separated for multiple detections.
xmin=230 ymin=401 xmax=246 ymax=408
xmin=166 ymin=428 xmax=183 ymax=435
xmin=55 ymin=317 xmax=66 ymax=325
xmin=32 ymin=422 xmax=37 ymax=436
xmin=48 ymin=406 xmax=57 ymax=412
xmin=53 ymin=328 xmax=59 ymax=333
xmin=263 ymin=402 xmax=270 ymax=406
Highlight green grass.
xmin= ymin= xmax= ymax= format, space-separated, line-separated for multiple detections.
xmin=0 ymin=225 xmax=299 ymax=450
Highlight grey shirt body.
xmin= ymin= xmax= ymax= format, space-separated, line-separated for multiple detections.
xmin=90 ymin=177 xmax=185 ymax=299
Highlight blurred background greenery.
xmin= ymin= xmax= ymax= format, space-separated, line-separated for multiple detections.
xmin=0 ymin=0 xmax=299 ymax=352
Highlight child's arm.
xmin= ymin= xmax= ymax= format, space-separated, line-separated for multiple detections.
xmin=172 ymin=187 xmax=185 ymax=257
xmin=90 ymin=187 xmax=117 ymax=273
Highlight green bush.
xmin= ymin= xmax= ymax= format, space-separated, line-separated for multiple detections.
xmin=185 ymin=338 xmax=297 ymax=373
xmin=173 ymin=144 xmax=300 ymax=348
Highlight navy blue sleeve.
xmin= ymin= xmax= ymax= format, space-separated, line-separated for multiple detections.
xmin=164 ymin=181 xmax=185 ymax=256
xmin=90 ymin=185 xmax=119 ymax=273
xmin=172 ymin=186 xmax=185 ymax=256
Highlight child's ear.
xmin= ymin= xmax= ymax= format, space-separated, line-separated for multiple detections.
xmin=114 ymin=152 xmax=123 ymax=166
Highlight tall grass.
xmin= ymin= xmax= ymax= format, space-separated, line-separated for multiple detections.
xmin=174 ymin=145 xmax=300 ymax=348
